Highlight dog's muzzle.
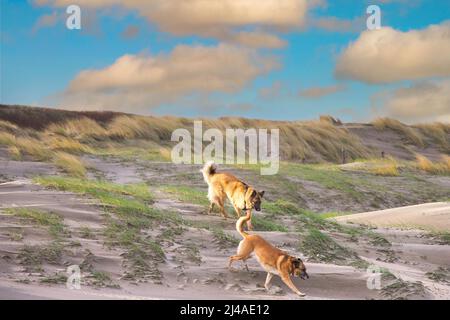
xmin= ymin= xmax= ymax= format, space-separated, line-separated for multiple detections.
xmin=300 ymin=271 xmax=309 ymax=280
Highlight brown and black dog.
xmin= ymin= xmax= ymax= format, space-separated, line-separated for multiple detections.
xmin=202 ymin=161 xmax=264 ymax=230
xmin=229 ymin=212 xmax=309 ymax=297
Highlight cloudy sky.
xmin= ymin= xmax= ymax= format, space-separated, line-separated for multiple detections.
xmin=1 ymin=0 xmax=449 ymax=123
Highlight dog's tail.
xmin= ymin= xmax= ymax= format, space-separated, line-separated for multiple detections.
xmin=236 ymin=211 xmax=251 ymax=239
xmin=202 ymin=161 xmax=217 ymax=184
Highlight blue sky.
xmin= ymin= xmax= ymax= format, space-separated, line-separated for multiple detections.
xmin=1 ymin=0 xmax=449 ymax=123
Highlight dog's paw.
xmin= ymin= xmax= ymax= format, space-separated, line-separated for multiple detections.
xmin=296 ymin=292 xmax=306 ymax=297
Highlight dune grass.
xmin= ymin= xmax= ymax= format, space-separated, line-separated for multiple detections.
xmin=49 ymin=137 xmax=93 ymax=154
xmin=53 ymin=152 xmax=87 ymax=178
xmin=0 ymin=131 xmax=16 ymax=145
xmin=415 ymin=122 xmax=450 ymax=151
xmin=363 ymin=158 xmax=400 ymax=177
xmin=373 ymin=118 xmax=425 ymax=147
xmin=16 ymin=137 xmax=49 ymax=160
xmin=0 ymin=119 xmax=18 ymax=132
xmin=415 ymin=154 xmax=450 ymax=175
xmin=7 ymin=145 xmax=21 ymax=160
xmin=45 ymin=117 xmax=108 ymax=140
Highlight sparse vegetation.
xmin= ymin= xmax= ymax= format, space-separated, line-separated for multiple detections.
xmin=18 ymin=242 xmax=64 ymax=272
xmin=5 ymin=208 xmax=68 ymax=239
xmin=88 ymin=271 xmax=120 ymax=288
xmin=429 ymin=231 xmax=450 ymax=245
xmin=298 ymin=228 xmax=360 ymax=265
xmin=211 ymin=228 xmax=240 ymax=248
xmin=79 ymin=226 xmax=96 ymax=239
xmin=381 ymin=279 xmax=426 ymax=300
xmin=40 ymin=273 xmax=67 ymax=284
xmin=162 ymin=185 xmax=209 ymax=206
xmin=426 ymin=267 xmax=450 ymax=283
xmin=252 ymin=215 xmax=288 ymax=232
xmin=34 ymin=176 xmax=178 ymax=282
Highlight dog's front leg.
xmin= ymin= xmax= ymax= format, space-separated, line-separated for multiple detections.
xmin=245 ymin=210 xmax=253 ymax=231
xmin=233 ymin=205 xmax=242 ymax=218
xmin=264 ymin=273 xmax=274 ymax=291
xmin=280 ymin=274 xmax=306 ymax=297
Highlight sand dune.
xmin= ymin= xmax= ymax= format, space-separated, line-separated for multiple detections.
xmin=334 ymin=202 xmax=450 ymax=231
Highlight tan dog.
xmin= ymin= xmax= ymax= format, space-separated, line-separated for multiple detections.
xmin=229 ymin=212 xmax=309 ymax=297
xmin=202 ymin=161 xmax=264 ymax=230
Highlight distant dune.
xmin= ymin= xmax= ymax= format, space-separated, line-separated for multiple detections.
xmin=1 ymin=104 xmax=449 ymax=164
xmin=334 ymin=202 xmax=450 ymax=231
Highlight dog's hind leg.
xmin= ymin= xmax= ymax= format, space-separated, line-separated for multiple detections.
xmin=241 ymin=260 xmax=249 ymax=272
xmin=217 ymin=197 xmax=228 ymax=219
xmin=228 ymin=240 xmax=252 ymax=271
xmin=264 ymin=273 xmax=274 ymax=290
xmin=207 ymin=202 xmax=215 ymax=215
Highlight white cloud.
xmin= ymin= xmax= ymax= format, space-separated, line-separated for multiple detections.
xmin=310 ymin=16 xmax=365 ymax=33
xmin=299 ymin=84 xmax=346 ymax=98
xmin=225 ymin=31 xmax=287 ymax=49
xmin=57 ymin=44 xmax=279 ymax=111
xmin=32 ymin=11 xmax=60 ymax=33
xmin=335 ymin=21 xmax=450 ymax=83
xmin=35 ymin=0 xmax=311 ymax=46
xmin=372 ymin=79 xmax=450 ymax=123
xmin=258 ymin=81 xmax=283 ymax=99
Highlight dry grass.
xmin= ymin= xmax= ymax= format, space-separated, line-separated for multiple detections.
xmin=415 ymin=123 xmax=450 ymax=151
xmin=0 ymin=120 xmax=18 ymax=133
xmin=49 ymin=137 xmax=93 ymax=154
xmin=370 ymin=158 xmax=400 ymax=176
xmin=2 ymin=105 xmax=448 ymax=166
xmin=416 ymin=154 xmax=450 ymax=175
xmin=0 ymin=132 xmax=49 ymax=160
xmin=45 ymin=117 xmax=108 ymax=140
xmin=319 ymin=115 xmax=342 ymax=125
xmin=8 ymin=146 xmax=21 ymax=160
xmin=0 ymin=132 xmax=16 ymax=146
xmin=52 ymin=152 xmax=87 ymax=177
xmin=373 ymin=118 xmax=425 ymax=147
xmin=158 ymin=148 xmax=172 ymax=161
xmin=106 ymin=115 xmax=176 ymax=141
xmin=16 ymin=137 xmax=49 ymax=160
xmin=441 ymin=155 xmax=450 ymax=172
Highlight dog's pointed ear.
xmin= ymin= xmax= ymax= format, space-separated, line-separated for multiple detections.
xmin=259 ymin=191 xmax=265 ymax=198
